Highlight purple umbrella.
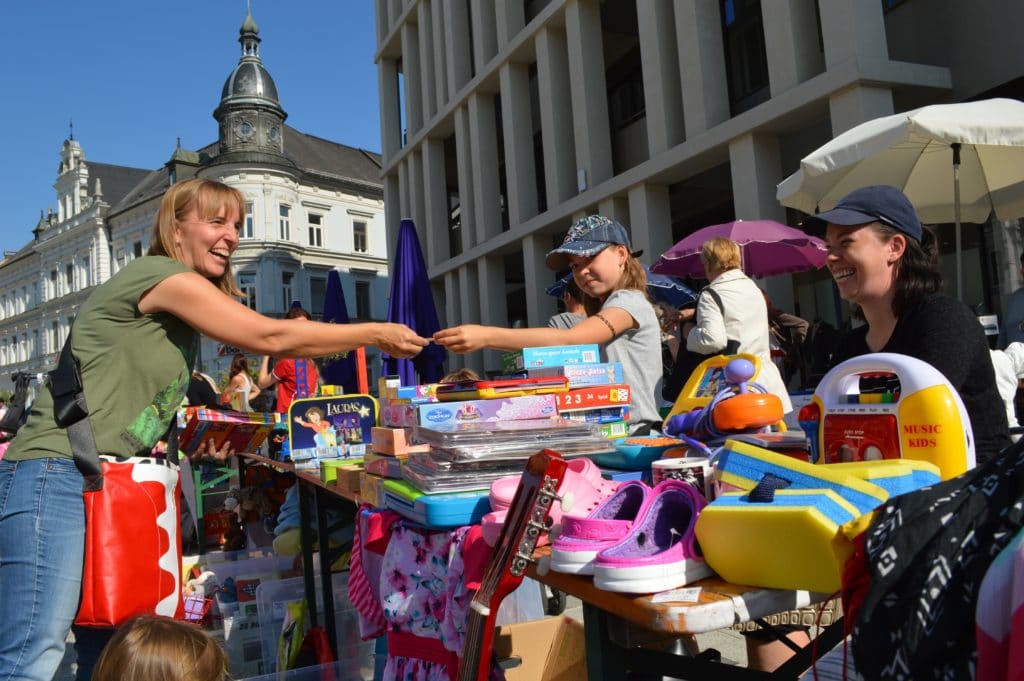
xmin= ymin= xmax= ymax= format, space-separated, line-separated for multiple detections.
xmin=383 ymin=219 xmax=446 ymax=385
xmin=318 ymin=269 xmax=358 ymax=393
xmin=651 ymin=219 xmax=828 ymax=279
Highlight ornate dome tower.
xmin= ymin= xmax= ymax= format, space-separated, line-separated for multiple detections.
xmin=212 ymin=9 xmax=291 ymax=165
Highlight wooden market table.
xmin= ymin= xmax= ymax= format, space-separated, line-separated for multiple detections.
xmin=236 ymin=452 xmax=361 ymax=660
xmin=529 ymin=546 xmax=844 ymax=680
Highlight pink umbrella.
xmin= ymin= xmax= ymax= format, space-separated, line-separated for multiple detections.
xmin=651 ymin=219 xmax=828 ymax=279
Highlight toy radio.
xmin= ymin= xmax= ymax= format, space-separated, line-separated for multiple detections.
xmin=801 ymin=352 xmax=974 ymax=480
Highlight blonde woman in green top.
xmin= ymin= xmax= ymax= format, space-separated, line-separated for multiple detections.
xmin=0 ymin=178 xmax=429 ymax=681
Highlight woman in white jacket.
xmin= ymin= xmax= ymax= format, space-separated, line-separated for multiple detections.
xmin=680 ymin=237 xmax=792 ymax=413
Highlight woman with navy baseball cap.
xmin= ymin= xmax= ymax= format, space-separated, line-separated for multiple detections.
xmin=805 ymin=184 xmax=1010 ymax=463
xmin=434 ymin=215 xmax=664 ymax=432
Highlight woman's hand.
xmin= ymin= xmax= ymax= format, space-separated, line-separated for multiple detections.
xmin=433 ymin=325 xmax=490 ymax=353
xmin=375 ymin=323 xmax=430 ymax=358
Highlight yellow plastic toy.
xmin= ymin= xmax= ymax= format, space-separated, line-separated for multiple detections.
xmin=800 ymin=352 xmax=974 ymax=480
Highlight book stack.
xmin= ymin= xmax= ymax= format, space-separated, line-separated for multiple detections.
xmin=177 ymin=408 xmax=282 ymax=455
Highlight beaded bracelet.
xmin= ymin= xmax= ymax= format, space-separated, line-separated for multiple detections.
xmin=594 ymin=312 xmax=617 ymax=340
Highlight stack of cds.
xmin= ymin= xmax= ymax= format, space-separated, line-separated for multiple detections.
xmin=401 ymin=418 xmax=615 ymax=493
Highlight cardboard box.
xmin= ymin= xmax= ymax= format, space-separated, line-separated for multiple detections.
xmin=502 ymin=344 xmax=600 ymax=372
xmin=359 ymin=472 xmax=388 ymax=507
xmin=555 ymin=385 xmax=631 ymax=411
xmin=370 ymin=426 xmax=430 ymax=455
xmin=382 ymin=394 xmax=559 ymax=427
xmin=529 ymin=362 xmax=624 ymax=387
xmin=492 ymin=616 xmax=587 ymax=681
xmin=364 ymin=450 xmax=407 ymax=478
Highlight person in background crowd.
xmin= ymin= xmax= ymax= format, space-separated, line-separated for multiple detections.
xmin=999 ymin=251 xmax=1024 ymax=348
xmin=435 ymin=215 xmax=664 ymax=434
xmin=258 ymin=305 xmax=320 ymax=414
xmin=806 ymin=184 xmax=1010 ymax=463
xmin=763 ymin=291 xmax=810 ymax=389
xmin=547 ymin=277 xmax=587 ymax=330
xmin=0 ymin=178 xmax=428 ymax=681
xmin=91 ymin=615 xmax=226 ymax=681
xmin=663 ymin=238 xmax=792 ymax=411
xmin=222 ymin=352 xmax=259 ymax=411
xmin=185 ymin=370 xmax=225 ymax=410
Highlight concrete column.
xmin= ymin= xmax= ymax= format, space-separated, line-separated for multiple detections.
xmin=535 ymin=26 xmax=577 ymax=205
xmin=478 ymin=255 xmax=509 ymax=371
xmin=495 ymin=0 xmax=525 ymax=48
xmin=728 ymin=133 xmax=786 ymax=222
xmin=499 ymin=62 xmax=538 ymax=226
xmin=421 ymin=137 xmax=450 ymax=265
xmin=523 ymin=234 xmax=557 ymax=327
xmin=419 ymin=1 xmax=437 ymax=122
xmin=817 ymin=0 xmax=888 ymax=68
xmin=401 ymin=22 xmax=423 ymax=135
xmin=431 ymin=0 xmax=449 ymax=111
xmin=468 ymin=93 xmax=503 ymax=243
xmin=627 ymin=184 xmax=673 ymax=268
xmin=443 ymin=271 xmax=465 ymax=370
xmin=458 ymin=264 xmax=485 ymax=375
xmin=444 ymin=0 xmax=473 ymax=100
xmin=378 ymin=59 xmax=402 ymax=160
xmin=675 ymin=0 xmax=730 ymax=136
xmin=637 ymin=0 xmax=685 ymax=154
xmin=383 ymin=169 xmax=403 ymax=265
xmin=408 ymin=149 xmax=426 ymax=239
xmin=375 ymin=0 xmax=389 ymax=44
xmin=763 ymin=0 xmax=825 ymax=96
xmin=398 ymin=160 xmax=411 ymax=220
xmin=454 ymin=106 xmax=477 ymax=251
xmin=598 ymin=196 xmax=631 ymax=229
xmin=471 ymin=0 xmax=498 ymax=72
xmin=829 ymin=85 xmax=894 ymax=136
xmin=565 ymin=0 xmax=613 ymax=189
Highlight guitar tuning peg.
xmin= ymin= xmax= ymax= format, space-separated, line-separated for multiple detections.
xmin=536 ymin=555 xmax=551 ymax=577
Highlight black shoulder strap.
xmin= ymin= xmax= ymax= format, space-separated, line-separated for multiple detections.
xmin=49 ymin=336 xmax=104 ymax=491
xmin=701 ymin=286 xmax=725 ymax=315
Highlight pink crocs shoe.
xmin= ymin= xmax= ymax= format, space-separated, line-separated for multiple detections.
xmin=481 ymin=457 xmax=620 ymax=547
xmin=592 ymin=479 xmax=712 ymax=593
xmin=549 ymin=480 xmax=650 ymax=575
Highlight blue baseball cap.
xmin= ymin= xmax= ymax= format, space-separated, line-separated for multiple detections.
xmin=545 ymin=215 xmax=640 ymax=270
xmin=802 ymin=185 xmax=922 ymax=242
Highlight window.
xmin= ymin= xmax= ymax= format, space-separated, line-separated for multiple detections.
xmin=308 ymin=213 xmax=323 ymax=248
xmin=32 ymin=282 xmax=38 ymax=308
xmin=353 ymin=221 xmax=368 ymax=253
xmin=31 ymin=330 xmax=38 ymax=357
xmin=0 ymin=294 xmax=6 ymax=319
xmin=607 ymin=47 xmax=646 ymax=132
xmin=309 ymin=275 xmax=326 ymax=316
xmin=237 ymin=272 xmax=257 ymax=311
xmin=50 ymin=269 xmax=58 ymax=298
xmin=81 ymin=257 xmax=90 ymax=288
xmin=355 ymin=281 xmax=371 ymax=320
xmin=279 ymin=205 xmax=291 ymax=240
xmin=20 ymin=286 xmax=26 ymax=313
xmin=133 ymin=241 xmax=143 ymax=259
xmin=51 ymin=321 xmax=59 ymax=353
xmin=65 ymin=264 xmax=74 ymax=292
xmin=244 ymin=201 xmax=255 ymax=238
xmin=721 ymin=0 xmax=770 ymax=114
xmin=281 ymin=271 xmax=294 ymax=310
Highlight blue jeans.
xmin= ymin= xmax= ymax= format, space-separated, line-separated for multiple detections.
xmin=0 ymin=457 xmax=85 ymax=681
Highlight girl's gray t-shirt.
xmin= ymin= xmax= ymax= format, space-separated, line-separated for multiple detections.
xmin=601 ymin=288 xmax=662 ymax=425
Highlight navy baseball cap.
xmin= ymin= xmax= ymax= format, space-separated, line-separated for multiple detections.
xmin=802 ymin=185 xmax=922 ymax=242
xmin=545 ymin=215 xmax=641 ymax=270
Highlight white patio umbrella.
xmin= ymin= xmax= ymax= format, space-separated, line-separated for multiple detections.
xmin=777 ymin=97 xmax=1024 ymax=299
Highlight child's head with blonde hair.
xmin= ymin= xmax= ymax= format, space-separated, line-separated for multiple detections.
xmin=92 ymin=615 xmax=227 ymax=681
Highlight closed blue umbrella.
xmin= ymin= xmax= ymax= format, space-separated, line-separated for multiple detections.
xmin=383 ymin=219 xmax=446 ymax=385
xmin=319 ymin=269 xmax=358 ymax=393
xmin=545 ymin=267 xmax=697 ymax=308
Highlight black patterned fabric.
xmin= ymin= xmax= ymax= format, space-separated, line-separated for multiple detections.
xmin=849 ymin=441 xmax=1024 ymax=679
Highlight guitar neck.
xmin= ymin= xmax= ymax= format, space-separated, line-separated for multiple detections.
xmin=457 ymin=449 xmax=566 ymax=681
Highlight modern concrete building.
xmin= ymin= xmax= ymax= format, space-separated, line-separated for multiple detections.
xmin=374 ymin=0 xmax=1024 ymax=375
xmin=0 ymin=10 xmax=391 ymax=390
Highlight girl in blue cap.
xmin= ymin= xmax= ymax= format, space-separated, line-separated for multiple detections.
xmin=434 ymin=214 xmax=664 ymax=433
xmin=806 ymin=184 xmax=1010 ymax=463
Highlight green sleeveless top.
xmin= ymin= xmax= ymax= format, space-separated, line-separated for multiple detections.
xmin=6 ymin=256 xmax=197 ymax=461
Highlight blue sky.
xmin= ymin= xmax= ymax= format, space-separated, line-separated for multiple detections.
xmin=0 ymin=2 xmax=382 ymax=256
